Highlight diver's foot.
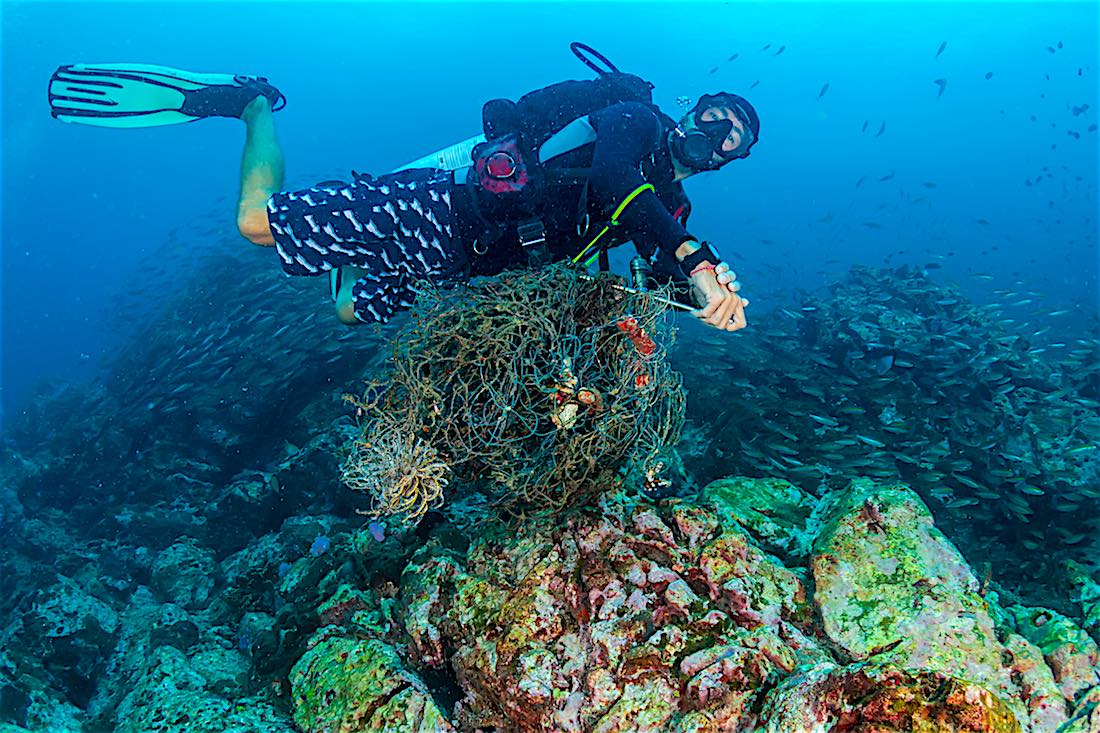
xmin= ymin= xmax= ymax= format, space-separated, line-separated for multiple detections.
xmin=240 ymin=94 xmax=273 ymax=124
xmin=180 ymin=76 xmax=286 ymax=120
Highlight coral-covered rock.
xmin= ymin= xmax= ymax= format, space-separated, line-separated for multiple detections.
xmin=219 ymin=533 xmax=287 ymax=614
xmin=1055 ymin=685 xmax=1099 ymax=733
xmin=401 ymin=552 xmax=462 ymax=669
xmin=188 ymin=643 xmax=252 ymax=697
xmin=810 ymin=479 xmax=1061 ymax=728
xmin=205 ymin=473 xmax=286 ymax=540
xmin=25 ymin=575 xmax=119 ymax=650
xmin=702 ymin=476 xmax=816 ymax=558
xmin=376 ymin=478 xmax=1098 ymax=732
xmin=150 ymin=539 xmax=215 ymax=610
xmin=290 ymin=635 xmax=454 ymax=732
xmin=236 ymin=611 xmax=277 ymax=658
xmin=1012 ymin=606 xmax=1100 ymax=705
xmin=147 ymin=602 xmax=200 ymax=651
xmin=403 ymin=489 xmax=829 ymax=732
xmin=67 ymin=583 xmax=293 ymax=733
xmin=0 ymin=658 xmax=85 ymax=733
xmin=114 ymin=645 xmax=295 ymax=733
xmin=22 ymin=574 xmax=120 ymax=707
xmin=1001 ymin=632 xmax=1076 ymax=733
xmin=1062 ymin=561 xmax=1100 ymax=638
xmin=756 ymin=662 xmax=1023 ymax=732
xmin=15 ymin=468 xmax=1081 ymax=733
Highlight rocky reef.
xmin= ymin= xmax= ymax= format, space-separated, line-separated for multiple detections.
xmin=675 ymin=265 xmax=1100 ymax=606
xmin=2 ymin=262 xmax=1098 ymax=731
xmin=282 ymin=476 xmax=1099 ymax=732
xmin=7 ymin=450 xmax=1099 ymax=731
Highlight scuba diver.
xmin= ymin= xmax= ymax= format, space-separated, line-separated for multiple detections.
xmin=48 ymin=45 xmax=758 ymax=331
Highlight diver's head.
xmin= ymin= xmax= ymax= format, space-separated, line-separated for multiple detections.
xmin=669 ymin=92 xmax=759 ymax=177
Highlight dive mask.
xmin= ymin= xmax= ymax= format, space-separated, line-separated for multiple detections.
xmin=670 ymin=92 xmax=758 ymax=172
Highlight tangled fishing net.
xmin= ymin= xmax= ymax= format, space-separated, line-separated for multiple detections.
xmin=341 ymin=264 xmax=686 ymax=521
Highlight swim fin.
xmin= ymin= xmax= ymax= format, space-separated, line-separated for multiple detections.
xmin=49 ymin=63 xmax=285 ymax=128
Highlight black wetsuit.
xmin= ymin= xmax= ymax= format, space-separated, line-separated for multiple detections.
xmin=266 ymin=102 xmax=695 ymax=323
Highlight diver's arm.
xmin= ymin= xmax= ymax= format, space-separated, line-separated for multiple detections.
xmin=674 ymin=239 xmax=748 ymax=330
xmin=237 ymin=97 xmax=284 ymax=246
xmin=675 ymin=240 xmax=703 ymax=261
xmin=587 ymin=103 xmax=695 ymax=257
xmin=589 ymin=104 xmax=747 ymax=331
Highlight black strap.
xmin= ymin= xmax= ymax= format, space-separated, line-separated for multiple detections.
xmin=574 ymin=179 xmax=591 ymax=236
xmin=543 ymin=167 xmax=592 ymax=187
xmin=570 ymin=42 xmax=620 ymax=75
xmin=517 ymin=219 xmax=554 ymax=267
xmin=678 ymin=240 xmax=720 ymax=277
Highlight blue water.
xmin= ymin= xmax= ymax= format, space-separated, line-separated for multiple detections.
xmin=2 ymin=1 xmax=1096 ymax=424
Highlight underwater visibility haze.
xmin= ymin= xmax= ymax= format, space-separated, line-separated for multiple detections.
xmin=1 ymin=2 xmax=1099 ymax=731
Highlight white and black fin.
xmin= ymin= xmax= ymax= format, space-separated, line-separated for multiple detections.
xmin=48 ymin=63 xmax=284 ymax=128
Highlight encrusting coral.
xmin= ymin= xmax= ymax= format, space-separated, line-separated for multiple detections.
xmin=285 ymin=476 xmax=1100 ymax=732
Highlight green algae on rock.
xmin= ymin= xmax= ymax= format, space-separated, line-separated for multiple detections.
xmin=1011 ymin=606 xmax=1100 ymax=705
xmin=811 ymin=478 xmax=1073 ymax=731
xmin=756 ymin=663 xmax=1024 ymax=732
xmin=811 ymin=479 xmax=1007 ymax=666
xmin=701 ymin=476 xmax=817 ymax=558
xmin=290 ymin=635 xmax=454 ymax=732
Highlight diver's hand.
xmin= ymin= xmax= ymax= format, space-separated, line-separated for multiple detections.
xmin=690 ymin=264 xmax=749 ymax=331
xmin=713 ymin=262 xmax=746 ymax=297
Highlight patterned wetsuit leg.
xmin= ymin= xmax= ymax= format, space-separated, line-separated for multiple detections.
xmin=266 ymin=168 xmax=466 ymax=323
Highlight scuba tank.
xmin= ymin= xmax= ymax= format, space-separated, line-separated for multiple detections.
xmin=391 ymin=134 xmax=486 ymax=173
xmin=333 ymin=43 xmax=651 ymax=304
xmin=630 ymin=256 xmax=652 ymax=292
xmin=332 ymin=137 xmax=484 ymax=302
xmin=392 ymin=42 xmax=645 ymax=174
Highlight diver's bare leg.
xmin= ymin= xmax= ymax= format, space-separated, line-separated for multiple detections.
xmin=236 ymin=97 xmax=285 ymax=245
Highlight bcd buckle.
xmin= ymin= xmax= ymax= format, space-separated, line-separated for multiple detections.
xmin=517 ymin=219 xmax=552 ymax=267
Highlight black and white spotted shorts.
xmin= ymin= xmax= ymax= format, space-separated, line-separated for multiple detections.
xmin=266 ymin=167 xmax=468 ymax=323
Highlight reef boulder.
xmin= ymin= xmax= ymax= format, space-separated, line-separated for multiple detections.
xmin=756 ymin=662 xmax=1023 ymax=732
xmin=290 ymin=635 xmax=455 ymax=732
xmin=150 ymin=539 xmax=215 ymax=611
xmin=810 ymin=479 xmax=1070 ymax=730
xmin=293 ymin=476 xmax=1100 ymax=732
